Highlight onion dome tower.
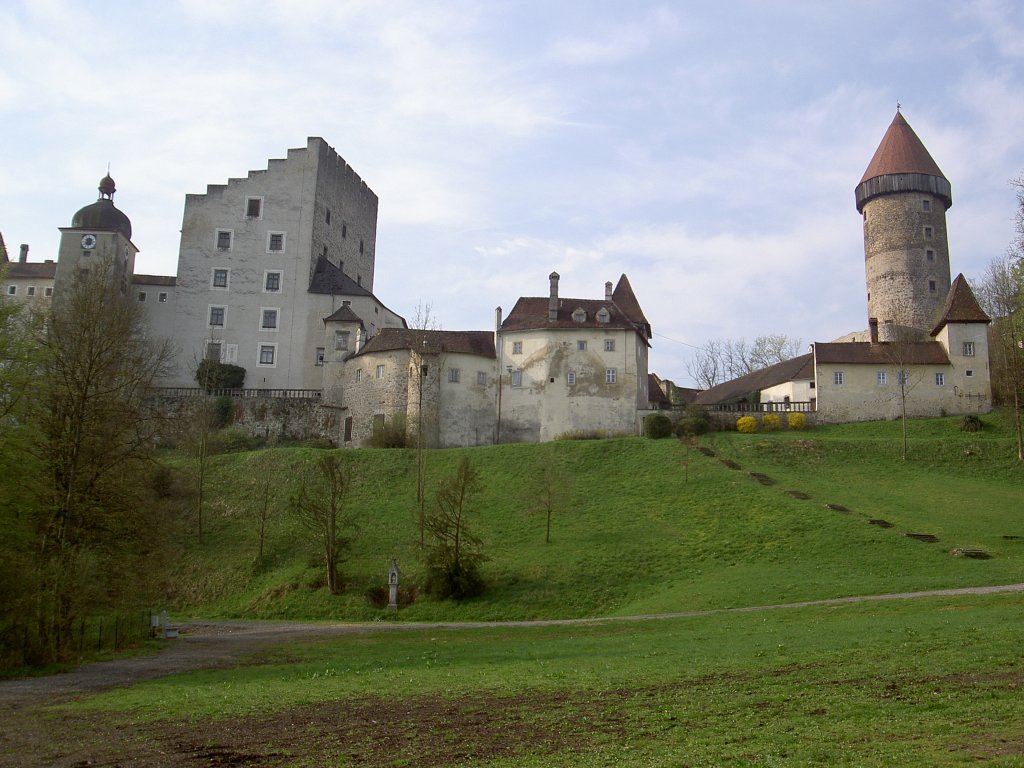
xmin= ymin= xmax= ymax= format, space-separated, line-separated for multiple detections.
xmin=855 ymin=110 xmax=952 ymax=339
xmin=55 ymin=174 xmax=138 ymax=296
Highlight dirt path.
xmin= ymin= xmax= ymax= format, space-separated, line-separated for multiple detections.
xmin=2 ymin=582 xmax=1021 ymax=708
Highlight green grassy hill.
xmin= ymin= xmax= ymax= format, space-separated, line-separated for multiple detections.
xmin=169 ymin=414 xmax=1023 ymax=623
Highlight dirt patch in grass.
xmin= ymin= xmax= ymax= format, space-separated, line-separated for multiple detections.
xmin=749 ymin=472 xmax=776 ymax=486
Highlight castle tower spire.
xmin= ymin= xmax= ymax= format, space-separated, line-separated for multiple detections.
xmin=856 ymin=111 xmax=952 ymax=338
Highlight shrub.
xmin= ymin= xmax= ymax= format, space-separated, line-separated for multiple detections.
xmin=787 ymin=412 xmax=808 ymax=431
xmin=369 ymin=414 xmax=408 ymax=448
xmin=736 ymin=416 xmax=758 ymax=433
xmin=960 ymin=414 xmax=982 ymax=433
xmin=762 ymin=414 xmax=781 ymax=432
xmin=195 ymin=360 xmax=246 ymax=390
xmin=213 ymin=395 xmax=234 ymax=428
xmin=675 ymin=416 xmax=710 ymax=437
xmin=643 ymin=413 xmax=673 ymax=439
xmin=208 ymin=425 xmax=258 ymax=453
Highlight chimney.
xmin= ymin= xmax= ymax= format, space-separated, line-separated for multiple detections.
xmin=495 ymin=306 xmax=502 ymax=333
xmin=868 ymin=317 xmax=879 ymax=344
xmin=548 ymin=272 xmax=559 ymax=322
xmin=19 ymin=244 xmax=28 ymax=263
xmin=354 ymin=327 xmax=363 ymax=353
xmin=605 ymin=281 xmax=613 ymax=302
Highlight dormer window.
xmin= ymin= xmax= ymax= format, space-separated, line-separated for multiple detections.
xmin=596 ymin=307 xmax=610 ymax=324
xmin=572 ymin=308 xmax=587 ymax=323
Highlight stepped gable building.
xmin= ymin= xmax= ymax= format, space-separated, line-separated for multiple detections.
xmin=166 ymin=137 xmax=405 ymax=389
xmin=497 ymin=272 xmax=653 ymax=442
xmin=695 ymin=110 xmax=991 ymax=422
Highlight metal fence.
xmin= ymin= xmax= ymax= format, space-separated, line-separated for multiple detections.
xmin=152 ymin=387 xmax=322 ymax=400
xmin=707 ymin=401 xmax=815 ymax=413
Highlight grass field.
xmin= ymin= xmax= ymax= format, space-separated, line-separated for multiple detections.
xmin=33 ymin=414 xmax=1023 ymax=766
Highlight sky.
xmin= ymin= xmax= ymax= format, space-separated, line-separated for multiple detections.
xmin=2 ymin=1 xmax=1023 ymax=386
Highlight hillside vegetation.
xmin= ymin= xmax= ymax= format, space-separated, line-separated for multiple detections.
xmin=168 ymin=413 xmax=1023 ymax=623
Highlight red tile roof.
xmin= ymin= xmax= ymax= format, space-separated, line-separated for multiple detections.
xmin=930 ymin=273 xmax=990 ymax=335
xmin=693 ymin=353 xmax=814 ymax=406
xmin=5 ymin=261 xmax=56 ymax=279
xmin=860 ymin=111 xmax=946 ymax=184
xmin=814 ymin=341 xmax=950 ymax=366
xmin=356 ymin=328 xmax=496 ymax=359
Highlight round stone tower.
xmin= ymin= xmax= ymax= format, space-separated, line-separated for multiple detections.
xmin=855 ymin=111 xmax=952 ymax=339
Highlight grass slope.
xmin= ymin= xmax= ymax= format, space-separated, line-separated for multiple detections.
xmin=170 ymin=414 xmax=1023 ymax=623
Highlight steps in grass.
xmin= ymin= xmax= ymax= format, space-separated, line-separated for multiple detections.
xmin=904 ymin=532 xmax=939 ymax=543
xmin=950 ymin=548 xmax=992 ymax=559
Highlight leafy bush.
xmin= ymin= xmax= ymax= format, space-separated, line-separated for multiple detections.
xmin=762 ymin=414 xmax=781 ymax=432
xmin=554 ymin=429 xmax=610 ymax=441
xmin=787 ymin=412 xmax=808 ymax=431
xmin=195 ymin=359 xmax=246 ymax=390
xmin=213 ymin=395 xmax=234 ymax=428
xmin=369 ymin=414 xmax=409 ymax=448
xmin=736 ymin=416 xmax=758 ymax=433
xmin=644 ymin=413 xmax=673 ymax=439
xmin=960 ymin=414 xmax=982 ymax=433
xmin=676 ymin=417 xmax=710 ymax=437
xmin=208 ymin=425 xmax=259 ymax=454
xmin=364 ymin=584 xmax=418 ymax=609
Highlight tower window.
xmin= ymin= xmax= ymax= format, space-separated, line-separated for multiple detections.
xmin=325 ymin=209 xmax=331 ymax=224
xmin=216 ymin=229 xmax=232 ymax=250
xmin=963 ymin=342 xmax=975 ymax=357
xmin=267 ymin=232 xmax=286 ymax=253
xmin=928 ymin=280 xmax=937 ymax=292
xmin=245 ymin=197 xmax=263 ymax=218
xmin=138 ymin=291 xmax=146 ymax=302
xmin=257 ymin=343 xmax=277 ymax=366
xmin=926 ymin=249 xmax=935 ymax=262
xmin=264 ymin=271 xmax=282 ymax=292
xmin=209 ymin=306 xmax=225 ymax=327
xmin=211 ymin=268 xmax=229 ymax=289
xmin=922 ymin=199 xmax=931 ymax=212
xmin=924 ymin=226 xmax=933 ymax=240
xmin=159 ymin=292 xmax=168 ymax=302
xmin=260 ymin=308 xmax=279 ymax=330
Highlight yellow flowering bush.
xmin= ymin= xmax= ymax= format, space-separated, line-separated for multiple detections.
xmin=787 ymin=412 xmax=808 ymax=431
xmin=736 ymin=416 xmax=758 ymax=433
xmin=762 ymin=414 xmax=781 ymax=432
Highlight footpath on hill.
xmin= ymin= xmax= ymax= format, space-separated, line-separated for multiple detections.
xmin=2 ymin=582 xmax=1022 ymax=709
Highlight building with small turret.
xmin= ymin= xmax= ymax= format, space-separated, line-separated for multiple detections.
xmin=696 ymin=110 xmax=992 ymax=422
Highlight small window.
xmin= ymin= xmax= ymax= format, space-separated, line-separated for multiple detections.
xmin=260 ymin=309 xmax=278 ymax=330
xmin=448 ymin=368 xmax=461 ymax=383
xmin=596 ymin=307 xmax=610 ymax=323
xmin=572 ymin=308 xmax=587 ymax=323
xmin=604 ymin=339 xmax=615 ymax=352
xmin=344 ymin=416 xmax=353 ymax=442
xmin=216 ymin=230 xmax=232 ymax=250
xmin=342 ymin=224 xmax=347 ymax=238
xmin=935 ymin=372 xmax=945 ymax=386
xmin=833 ymin=371 xmax=844 ymax=386
xmin=926 ymin=249 xmax=935 ymax=262
xmin=924 ymin=226 xmax=933 ymax=240
xmin=512 ymin=341 xmax=523 ymax=354
xmin=158 ymin=292 xmax=168 ymax=302
xmin=263 ymin=271 xmax=281 ymax=292
xmin=356 ymin=369 xmax=362 ymax=382
xmin=605 ymin=368 xmax=617 ymax=384
xmin=268 ymin=232 xmax=285 ymax=252
xmin=138 ymin=291 xmax=146 ymax=302
xmin=476 ymin=371 xmax=487 ymax=386
xmin=246 ymin=197 xmax=262 ymax=218
xmin=325 ymin=209 xmax=331 ymax=224
xmin=211 ymin=268 xmax=229 ymax=289
xmin=315 ymin=347 xmax=325 ymax=366
xmin=26 ymin=286 xmax=35 ymax=297
xmin=342 ymin=300 xmax=351 ymax=307
xmin=922 ymin=199 xmax=931 ymax=212
xmin=897 ymin=371 xmax=909 ymax=386
xmin=258 ymin=344 xmax=276 ymax=366
xmin=876 ymin=371 xmax=888 ymax=386
xmin=577 ymin=340 xmax=587 ymax=351
xmin=376 ymin=364 xmax=385 ymax=379
xmin=360 ymin=239 xmax=364 ymax=254
xmin=209 ymin=306 xmax=225 ymax=327
xmin=6 ymin=286 xmax=15 ymax=296
xmin=511 ymin=370 xmax=522 ymax=387
xmin=334 ymin=331 xmax=350 ymax=351
xmin=963 ymin=342 xmax=975 ymax=357
xmin=567 ymin=371 xmax=576 ymax=386
xmin=965 ymin=369 xmax=974 ymax=378
xmin=44 ymin=287 xmax=53 ymax=297
xmin=929 ymin=280 xmax=937 ymax=292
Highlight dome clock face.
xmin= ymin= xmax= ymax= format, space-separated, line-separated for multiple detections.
xmin=81 ymin=234 xmax=97 ymax=250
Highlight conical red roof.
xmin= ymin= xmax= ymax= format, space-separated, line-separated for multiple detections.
xmin=930 ymin=274 xmax=991 ymax=336
xmin=860 ymin=111 xmax=946 ymax=184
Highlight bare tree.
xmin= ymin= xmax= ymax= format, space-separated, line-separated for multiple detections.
xmin=977 ymin=254 xmax=1024 ymax=461
xmin=424 ymin=456 xmax=485 ymax=599
xmin=687 ymin=335 xmax=802 ymax=388
xmin=526 ymin=463 xmax=571 ymax=543
xmin=878 ymin=304 xmax=926 ymax=461
xmin=410 ymin=301 xmax=440 ymax=546
xmin=288 ymin=453 xmax=358 ymax=594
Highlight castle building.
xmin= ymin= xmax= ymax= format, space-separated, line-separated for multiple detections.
xmin=497 ymin=272 xmax=652 ymax=442
xmin=164 ymin=137 xmax=405 ymax=389
xmin=695 ymin=110 xmax=992 ymax=422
